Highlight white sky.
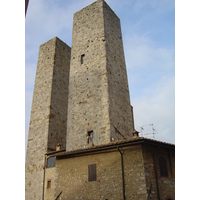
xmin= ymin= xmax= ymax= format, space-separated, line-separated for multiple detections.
xmin=25 ymin=0 xmax=175 ymax=152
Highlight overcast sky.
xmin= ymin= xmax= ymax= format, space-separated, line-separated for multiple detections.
xmin=25 ymin=0 xmax=175 ymax=152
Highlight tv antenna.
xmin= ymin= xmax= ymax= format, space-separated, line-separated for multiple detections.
xmin=140 ymin=124 xmax=158 ymax=139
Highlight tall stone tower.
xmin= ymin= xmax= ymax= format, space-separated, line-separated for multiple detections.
xmin=25 ymin=37 xmax=71 ymax=199
xmin=66 ymin=0 xmax=134 ymax=151
xmin=26 ymin=0 xmax=135 ymax=198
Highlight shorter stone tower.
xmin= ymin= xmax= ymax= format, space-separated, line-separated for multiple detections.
xmin=66 ymin=0 xmax=134 ymax=151
xmin=25 ymin=37 xmax=71 ymax=199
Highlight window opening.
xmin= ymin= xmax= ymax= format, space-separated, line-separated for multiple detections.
xmin=159 ymin=157 xmax=168 ymax=177
xmin=47 ymin=180 xmax=51 ymax=189
xmin=81 ymin=54 xmax=85 ymax=64
xmin=87 ymin=130 xmax=94 ymax=144
xmin=47 ymin=157 xmax=56 ymax=168
xmin=88 ymin=164 xmax=96 ymax=182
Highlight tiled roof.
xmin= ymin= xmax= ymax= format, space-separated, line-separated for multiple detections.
xmin=46 ymin=137 xmax=175 ymax=158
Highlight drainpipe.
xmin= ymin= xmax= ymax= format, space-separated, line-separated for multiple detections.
xmin=42 ymin=155 xmax=47 ymax=200
xmin=117 ymin=147 xmax=126 ymax=200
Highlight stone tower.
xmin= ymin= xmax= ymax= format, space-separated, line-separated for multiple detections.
xmin=25 ymin=37 xmax=71 ymax=199
xmin=66 ymin=0 xmax=134 ymax=151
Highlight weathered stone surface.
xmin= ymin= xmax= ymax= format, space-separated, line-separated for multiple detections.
xmin=142 ymin=144 xmax=175 ymax=200
xmin=25 ymin=37 xmax=71 ymax=200
xmin=66 ymin=0 xmax=134 ymax=152
xmin=51 ymin=141 xmax=174 ymax=200
xmin=44 ymin=166 xmax=55 ymax=200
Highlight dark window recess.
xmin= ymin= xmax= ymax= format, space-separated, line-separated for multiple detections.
xmin=47 ymin=157 xmax=56 ymax=168
xmin=159 ymin=157 xmax=168 ymax=177
xmin=87 ymin=130 xmax=94 ymax=144
xmin=47 ymin=180 xmax=51 ymax=189
xmin=81 ymin=54 xmax=85 ymax=64
xmin=88 ymin=164 xmax=96 ymax=182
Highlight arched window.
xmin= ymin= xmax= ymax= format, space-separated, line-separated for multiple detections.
xmin=47 ymin=157 xmax=55 ymax=168
xmin=159 ymin=156 xmax=168 ymax=177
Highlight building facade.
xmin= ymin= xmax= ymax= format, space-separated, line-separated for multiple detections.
xmin=44 ymin=138 xmax=175 ymax=200
xmin=25 ymin=0 xmax=175 ymax=199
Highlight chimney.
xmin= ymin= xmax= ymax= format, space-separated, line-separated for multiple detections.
xmin=56 ymin=143 xmax=61 ymax=151
xmin=132 ymin=129 xmax=139 ymax=138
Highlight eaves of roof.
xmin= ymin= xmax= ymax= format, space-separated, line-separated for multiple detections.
xmin=47 ymin=137 xmax=175 ymax=159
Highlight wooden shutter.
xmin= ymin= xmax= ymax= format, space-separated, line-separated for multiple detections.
xmin=88 ymin=164 xmax=96 ymax=182
xmin=47 ymin=157 xmax=56 ymax=168
xmin=159 ymin=157 xmax=168 ymax=177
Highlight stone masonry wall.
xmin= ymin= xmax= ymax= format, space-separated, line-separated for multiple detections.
xmin=66 ymin=0 xmax=111 ymax=151
xmin=54 ymin=144 xmax=148 ymax=200
xmin=103 ymin=0 xmax=134 ymax=141
xmin=25 ymin=37 xmax=71 ymax=200
xmin=66 ymin=0 xmax=134 ymax=151
xmin=142 ymin=144 xmax=175 ymax=200
xmin=48 ymin=37 xmax=71 ymax=151
xmin=55 ymin=151 xmax=123 ymax=200
xmin=44 ymin=165 xmax=56 ymax=200
xmin=124 ymin=146 xmax=148 ymax=199
xmin=52 ymin=143 xmax=175 ymax=200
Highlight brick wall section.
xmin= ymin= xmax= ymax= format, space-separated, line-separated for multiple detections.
xmin=142 ymin=144 xmax=175 ymax=200
xmin=25 ymin=37 xmax=71 ymax=200
xmin=66 ymin=0 xmax=134 ymax=151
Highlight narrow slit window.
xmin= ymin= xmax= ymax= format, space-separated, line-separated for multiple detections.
xmin=47 ymin=180 xmax=51 ymax=189
xmin=81 ymin=54 xmax=85 ymax=64
xmin=87 ymin=130 xmax=94 ymax=144
xmin=88 ymin=164 xmax=96 ymax=182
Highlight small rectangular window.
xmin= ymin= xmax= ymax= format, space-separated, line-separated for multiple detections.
xmin=88 ymin=164 xmax=96 ymax=182
xmin=47 ymin=180 xmax=51 ymax=189
xmin=159 ymin=157 xmax=168 ymax=177
xmin=81 ymin=54 xmax=85 ymax=64
xmin=87 ymin=130 xmax=94 ymax=144
xmin=47 ymin=157 xmax=56 ymax=168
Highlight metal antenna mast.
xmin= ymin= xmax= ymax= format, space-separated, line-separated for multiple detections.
xmin=140 ymin=124 xmax=158 ymax=139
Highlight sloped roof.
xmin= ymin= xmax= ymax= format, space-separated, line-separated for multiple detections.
xmin=46 ymin=137 xmax=175 ymax=159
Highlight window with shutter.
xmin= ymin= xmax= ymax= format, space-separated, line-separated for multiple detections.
xmin=159 ymin=157 xmax=168 ymax=177
xmin=47 ymin=157 xmax=56 ymax=168
xmin=88 ymin=164 xmax=96 ymax=182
